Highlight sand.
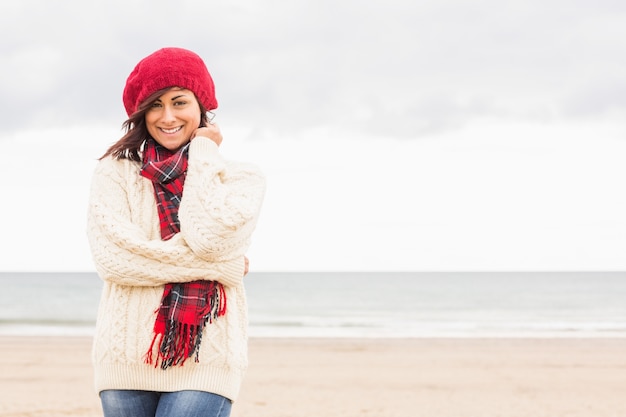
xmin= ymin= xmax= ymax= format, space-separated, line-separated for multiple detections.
xmin=0 ymin=337 xmax=625 ymax=417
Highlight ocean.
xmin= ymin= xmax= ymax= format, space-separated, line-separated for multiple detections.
xmin=1 ymin=271 xmax=625 ymax=338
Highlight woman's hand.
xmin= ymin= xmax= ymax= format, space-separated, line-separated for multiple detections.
xmin=244 ymin=256 xmax=249 ymax=276
xmin=192 ymin=123 xmax=222 ymax=147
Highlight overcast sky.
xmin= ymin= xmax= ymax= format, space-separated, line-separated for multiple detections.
xmin=1 ymin=0 xmax=626 ymax=272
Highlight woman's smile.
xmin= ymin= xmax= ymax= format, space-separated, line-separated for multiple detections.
xmin=160 ymin=126 xmax=183 ymax=134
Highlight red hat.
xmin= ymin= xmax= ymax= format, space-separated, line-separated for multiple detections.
xmin=122 ymin=47 xmax=218 ymax=117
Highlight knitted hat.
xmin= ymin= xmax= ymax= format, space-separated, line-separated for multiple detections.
xmin=122 ymin=47 xmax=218 ymax=117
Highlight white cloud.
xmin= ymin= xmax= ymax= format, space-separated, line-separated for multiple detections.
xmin=2 ymin=118 xmax=625 ymax=272
xmin=1 ymin=47 xmax=65 ymax=96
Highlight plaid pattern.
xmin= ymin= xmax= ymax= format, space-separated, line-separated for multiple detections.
xmin=140 ymin=140 xmax=189 ymax=240
xmin=140 ymin=139 xmax=227 ymax=369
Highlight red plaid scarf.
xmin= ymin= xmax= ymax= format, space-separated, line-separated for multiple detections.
xmin=140 ymin=139 xmax=227 ymax=369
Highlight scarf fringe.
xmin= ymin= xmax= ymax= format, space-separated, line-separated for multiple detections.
xmin=145 ymin=282 xmax=226 ymax=369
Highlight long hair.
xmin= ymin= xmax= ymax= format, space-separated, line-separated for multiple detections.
xmin=100 ymin=87 xmax=211 ymax=161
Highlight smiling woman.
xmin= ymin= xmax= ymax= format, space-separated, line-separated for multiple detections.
xmin=100 ymin=47 xmax=220 ymax=161
xmin=85 ymin=47 xmax=266 ymax=417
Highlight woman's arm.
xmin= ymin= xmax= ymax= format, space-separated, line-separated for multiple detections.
xmin=178 ymin=136 xmax=266 ymax=261
xmin=86 ymin=157 xmax=246 ymax=287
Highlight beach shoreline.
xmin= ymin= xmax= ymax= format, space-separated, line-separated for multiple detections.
xmin=1 ymin=336 xmax=625 ymax=417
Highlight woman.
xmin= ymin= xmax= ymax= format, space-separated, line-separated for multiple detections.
xmin=86 ymin=47 xmax=266 ymax=417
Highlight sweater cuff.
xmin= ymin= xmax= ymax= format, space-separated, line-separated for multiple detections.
xmin=220 ymin=256 xmax=247 ymax=288
xmin=189 ymin=136 xmax=224 ymax=164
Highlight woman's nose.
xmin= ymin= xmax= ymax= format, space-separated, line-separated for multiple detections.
xmin=161 ymin=106 xmax=176 ymax=122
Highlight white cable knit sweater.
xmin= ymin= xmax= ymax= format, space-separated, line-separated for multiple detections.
xmin=86 ymin=136 xmax=266 ymax=401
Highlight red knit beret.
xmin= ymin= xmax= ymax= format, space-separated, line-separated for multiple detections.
xmin=122 ymin=47 xmax=218 ymax=117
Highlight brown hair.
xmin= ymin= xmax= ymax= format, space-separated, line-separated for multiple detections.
xmin=100 ymin=87 xmax=210 ymax=161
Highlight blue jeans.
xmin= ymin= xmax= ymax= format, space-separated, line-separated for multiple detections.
xmin=100 ymin=390 xmax=232 ymax=417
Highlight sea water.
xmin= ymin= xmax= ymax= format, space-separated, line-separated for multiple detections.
xmin=1 ymin=271 xmax=625 ymax=338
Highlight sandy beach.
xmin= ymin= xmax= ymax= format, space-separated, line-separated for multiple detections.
xmin=0 ymin=337 xmax=624 ymax=417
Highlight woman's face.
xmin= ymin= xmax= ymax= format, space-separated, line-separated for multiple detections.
xmin=145 ymin=88 xmax=201 ymax=151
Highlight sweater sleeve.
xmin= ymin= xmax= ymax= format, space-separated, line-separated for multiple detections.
xmin=86 ymin=156 xmax=246 ymax=287
xmin=178 ymin=137 xmax=266 ymax=261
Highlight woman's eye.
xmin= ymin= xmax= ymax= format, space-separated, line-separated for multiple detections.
xmin=150 ymin=102 xmax=163 ymax=108
xmin=174 ymin=101 xmax=187 ymax=106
